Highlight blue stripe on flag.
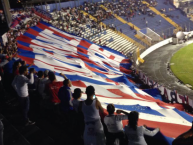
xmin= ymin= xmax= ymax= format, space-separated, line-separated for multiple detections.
xmin=55 ymin=73 xmax=113 ymax=85
xmin=17 ymin=40 xmax=30 ymax=47
xmin=77 ymin=45 xmax=88 ymax=50
xmin=85 ymin=62 xmax=108 ymax=72
xmin=23 ymin=32 xmax=37 ymax=39
xmin=31 ymin=26 xmax=44 ymax=32
xmin=95 ymin=53 xmax=105 ymax=59
xmin=17 ymin=48 xmax=36 ymax=58
xmin=113 ymin=104 xmax=164 ymax=116
xmin=78 ymin=52 xmax=89 ymax=58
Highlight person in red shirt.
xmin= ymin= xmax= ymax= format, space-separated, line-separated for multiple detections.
xmin=46 ymin=72 xmax=68 ymax=104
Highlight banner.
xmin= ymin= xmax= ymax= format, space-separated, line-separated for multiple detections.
xmin=2 ymin=33 xmax=8 ymax=46
xmin=32 ymin=7 xmax=52 ymax=21
xmin=139 ymin=71 xmax=193 ymax=109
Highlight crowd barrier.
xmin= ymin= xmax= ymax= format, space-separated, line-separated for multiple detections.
xmin=138 ymin=70 xmax=193 ymax=109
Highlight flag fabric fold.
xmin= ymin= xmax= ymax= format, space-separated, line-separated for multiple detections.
xmin=16 ymin=21 xmax=193 ymax=144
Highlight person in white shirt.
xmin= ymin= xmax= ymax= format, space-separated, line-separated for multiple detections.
xmin=12 ymin=66 xmax=35 ymax=126
xmin=124 ymin=111 xmax=160 ymax=145
xmin=104 ymin=104 xmax=129 ymax=145
xmin=79 ymin=85 xmax=106 ymax=145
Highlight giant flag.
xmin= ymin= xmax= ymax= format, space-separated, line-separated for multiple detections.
xmin=17 ymin=21 xmax=193 ymax=145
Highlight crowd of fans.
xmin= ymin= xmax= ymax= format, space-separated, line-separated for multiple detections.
xmin=0 ymin=3 xmax=193 ymax=145
xmin=0 ymin=12 xmax=5 ymax=24
xmin=51 ymin=7 xmax=103 ymax=37
xmin=0 ymin=7 xmax=162 ymax=145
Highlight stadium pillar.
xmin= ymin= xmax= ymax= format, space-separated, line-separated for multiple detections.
xmin=40 ymin=0 xmax=43 ymax=10
xmin=55 ymin=0 xmax=58 ymax=11
xmin=59 ymin=0 xmax=61 ymax=10
xmin=1 ymin=0 xmax=12 ymax=27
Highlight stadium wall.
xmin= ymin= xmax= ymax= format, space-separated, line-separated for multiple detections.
xmin=136 ymin=37 xmax=172 ymax=65
xmin=146 ymin=28 xmax=161 ymax=42
xmin=137 ymin=30 xmax=152 ymax=44
xmin=139 ymin=70 xmax=193 ymax=109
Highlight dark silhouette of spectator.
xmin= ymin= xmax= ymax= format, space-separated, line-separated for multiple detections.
xmin=72 ymin=88 xmax=84 ymax=137
xmin=104 ymin=104 xmax=129 ymax=145
xmin=172 ymin=121 xmax=193 ymax=145
xmin=37 ymin=70 xmax=50 ymax=99
xmin=124 ymin=111 xmax=160 ymax=145
xmin=58 ymin=74 xmax=73 ymax=113
xmin=12 ymin=61 xmax=21 ymax=76
xmin=0 ymin=115 xmax=3 ymax=145
xmin=120 ymin=28 xmax=122 ymax=33
xmin=79 ymin=85 xmax=106 ymax=145
xmin=72 ymin=88 xmax=82 ymax=112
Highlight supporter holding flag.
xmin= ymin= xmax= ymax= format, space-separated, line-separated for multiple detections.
xmin=172 ymin=121 xmax=193 ymax=145
xmin=12 ymin=66 xmax=35 ymax=126
xmin=104 ymin=104 xmax=129 ymax=145
xmin=79 ymin=85 xmax=106 ymax=145
xmin=46 ymin=72 xmax=63 ymax=105
xmin=124 ymin=111 xmax=160 ymax=145
xmin=45 ymin=72 xmax=70 ymax=122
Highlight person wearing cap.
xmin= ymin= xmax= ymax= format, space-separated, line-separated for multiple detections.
xmin=79 ymin=85 xmax=106 ymax=145
xmin=72 ymin=88 xmax=83 ymax=112
xmin=104 ymin=104 xmax=129 ymax=145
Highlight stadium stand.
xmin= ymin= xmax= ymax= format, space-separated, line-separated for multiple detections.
xmin=50 ymin=7 xmax=141 ymax=56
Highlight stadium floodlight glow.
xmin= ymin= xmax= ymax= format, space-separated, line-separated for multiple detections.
xmin=176 ymin=31 xmax=185 ymax=40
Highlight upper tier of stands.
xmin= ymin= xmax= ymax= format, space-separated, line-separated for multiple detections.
xmin=50 ymin=7 xmax=141 ymax=57
xmin=82 ymin=1 xmax=193 ymax=48
xmin=34 ymin=0 xmax=193 ymax=56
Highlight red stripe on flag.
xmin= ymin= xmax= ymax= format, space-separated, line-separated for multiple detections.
xmin=17 ymin=43 xmax=33 ymax=51
xmin=18 ymin=55 xmax=34 ymax=65
xmin=79 ymin=40 xmax=92 ymax=49
xmin=109 ymin=55 xmax=115 ymax=60
xmin=84 ymin=63 xmax=108 ymax=74
xmin=107 ymin=89 xmax=142 ymax=100
xmin=71 ymin=80 xmax=87 ymax=88
xmin=120 ymin=66 xmax=132 ymax=74
xmin=36 ymin=22 xmax=75 ymax=41
xmin=105 ymin=78 xmax=119 ymax=85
